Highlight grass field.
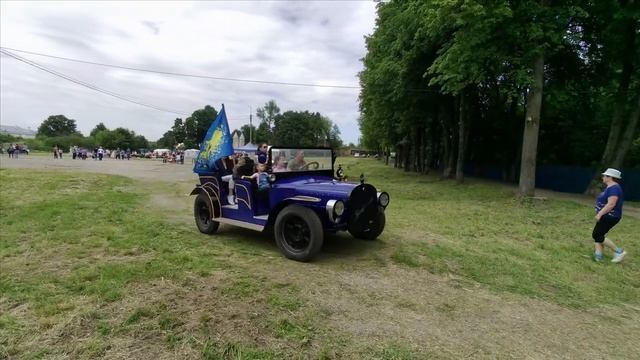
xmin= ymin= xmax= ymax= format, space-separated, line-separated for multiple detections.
xmin=1 ymin=158 xmax=639 ymax=359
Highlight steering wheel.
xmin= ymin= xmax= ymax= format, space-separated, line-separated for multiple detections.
xmin=301 ymin=161 xmax=320 ymax=170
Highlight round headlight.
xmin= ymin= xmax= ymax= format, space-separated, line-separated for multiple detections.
xmin=334 ymin=200 xmax=345 ymax=216
xmin=268 ymin=174 xmax=277 ymax=183
xmin=378 ymin=192 xmax=389 ymax=207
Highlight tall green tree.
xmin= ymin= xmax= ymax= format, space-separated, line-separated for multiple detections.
xmin=584 ymin=0 xmax=640 ymax=194
xmin=256 ymin=100 xmax=281 ymax=143
xmin=171 ymin=118 xmax=186 ymax=145
xmin=37 ymin=115 xmax=80 ymax=137
xmin=272 ymin=111 xmax=333 ymax=147
xmin=90 ymin=123 xmax=108 ymax=137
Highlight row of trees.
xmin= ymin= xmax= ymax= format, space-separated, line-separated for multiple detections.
xmin=359 ymin=0 xmax=639 ymax=196
xmin=23 ymin=115 xmax=150 ymax=151
xmin=157 ymin=101 xmax=343 ymax=149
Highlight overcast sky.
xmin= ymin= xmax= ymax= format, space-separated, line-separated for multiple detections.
xmin=0 ymin=1 xmax=379 ymax=144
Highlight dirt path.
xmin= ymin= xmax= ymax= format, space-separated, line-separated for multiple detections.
xmin=0 ymin=154 xmax=196 ymax=182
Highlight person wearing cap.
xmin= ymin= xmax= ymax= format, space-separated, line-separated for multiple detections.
xmin=592 ymin=168 xmax=627 ymax=263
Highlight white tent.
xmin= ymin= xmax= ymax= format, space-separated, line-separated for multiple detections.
xmin=184 ymin=149 xmax=200 ymax=159
xmin=153 ymin=148 xmax=171 ymax=155
xmin=234 ymin=142 xmax=257 ymax=153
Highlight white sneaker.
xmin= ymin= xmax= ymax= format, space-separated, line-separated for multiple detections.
xmin=612 ymin=250 xmax=627 ymax=263
xmin=227 ymin=195 xmax=235 ymax=204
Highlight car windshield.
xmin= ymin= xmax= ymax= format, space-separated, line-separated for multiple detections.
xmin=270 ymin=148 xmax=332 ymax=172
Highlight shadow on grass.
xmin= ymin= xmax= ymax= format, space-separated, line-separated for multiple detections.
xmin=209 ymin=225 xmax=381 ymax=262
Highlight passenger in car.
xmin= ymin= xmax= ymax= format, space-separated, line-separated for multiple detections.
xmin=256 ymin=143 xmax=269 ymax=164
xmin=287 ymin=150 xmax=306 ymax=171
xmin=217 ymin=155 xmax=237 ymax=204
xmin=242 ymin=163 xmax=269 ymax=191
xmin=272 ymin=155 xmax=288 ymax=172
xmin=233 ymin=154 xmax=255 ymax=179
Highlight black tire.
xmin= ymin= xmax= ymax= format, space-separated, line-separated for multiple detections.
xmin=194 ymin=192 xmax=219 ymax=234
xmin=349 ymin=206 xmax=386 ymax=240
xmin=274 ymin=205 xmax=323 ymax=261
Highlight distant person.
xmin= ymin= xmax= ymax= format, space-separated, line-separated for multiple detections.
xmin=242 ymin=163 xmax=269 ymax=191
xmin=256 ymin=142 xmax=269 ymax=164
xmin=53 ymin=145 xmax=59 ymax=159
xmin=98 ymin=146 xmax=104 ymax=161
xmin=592 ymin=168 xmax=627 ymax=263
xmin=287 ymin=150 xmax=307 ymax=171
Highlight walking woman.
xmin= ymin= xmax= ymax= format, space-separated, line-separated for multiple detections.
xmin=593 ymin=168 xmax=627 ymax=263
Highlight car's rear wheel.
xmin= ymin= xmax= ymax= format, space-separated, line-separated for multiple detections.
xmin=349 ymin=206 xmax=385 ymax=240
xmin=194 ymin=192 xmax=219 ymax=234
xmin=274 ymin=205 xmax=323 ymax=261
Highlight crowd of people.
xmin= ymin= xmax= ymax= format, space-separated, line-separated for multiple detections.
xmin=2 ymin=144 xmax=28 ymax=158
xmin=59 ymin=146 xmax=134 ymax=160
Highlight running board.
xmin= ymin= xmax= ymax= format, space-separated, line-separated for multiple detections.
xmin=214 ymin=217 xmax=264 ymax=231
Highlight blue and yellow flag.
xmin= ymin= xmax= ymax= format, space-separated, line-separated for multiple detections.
xmin=193 ymin=104 xmax=234 ymax=174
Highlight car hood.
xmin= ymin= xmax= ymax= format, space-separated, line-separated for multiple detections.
xmin=274 ymin=177 xmax=359 ymax=199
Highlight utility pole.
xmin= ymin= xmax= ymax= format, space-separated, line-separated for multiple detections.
xmin=249 ymin=106 xmax=252 ymax=144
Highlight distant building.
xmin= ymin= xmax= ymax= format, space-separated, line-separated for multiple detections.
xmin=0 ymin=125 xmax=36 ymax=138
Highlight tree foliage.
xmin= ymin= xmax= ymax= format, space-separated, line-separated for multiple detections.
xmin=256 ymin=100 xmax=281 ymax=143
xmin=158 ymin=105 xmax=218 ymax=149
xmin=33 ymin=115 xmax=149 ymax=151
xmin=358 ymin=0 xmax=640 ymax=193
xmin=37 ymin=115 xmax=80 ymax=138
xmin=233 ymin=101 xmax=342 ymax=147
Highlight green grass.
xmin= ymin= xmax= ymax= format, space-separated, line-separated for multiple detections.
xmin=1 ymin=163 xmax=639 ymax=358
xmin=342 ymin=159 xmax=639 ymax=309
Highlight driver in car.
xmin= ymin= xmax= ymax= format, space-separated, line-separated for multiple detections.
xmin=287 ymin=150 xmax=307 ymax=171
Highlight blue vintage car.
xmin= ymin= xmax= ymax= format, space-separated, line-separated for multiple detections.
xmin=190 ymin=146 xmax=389 ymax=261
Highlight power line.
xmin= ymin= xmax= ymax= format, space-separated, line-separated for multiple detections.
xmin=0 ymin=46 xmax=362 ymax=90
xmin=1 ymin=49 xmax=189 ymax=116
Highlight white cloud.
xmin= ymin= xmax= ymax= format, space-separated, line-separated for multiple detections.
xmin=0 ymin=1 xmax=377 ymax=144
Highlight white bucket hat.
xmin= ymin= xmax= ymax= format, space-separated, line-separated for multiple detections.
xmin=602 ymin=168 xmax=622 ymax=179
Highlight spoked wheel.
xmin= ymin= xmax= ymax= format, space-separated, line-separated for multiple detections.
xmin=194 ymin=192 xmax=219 ymax=234
xmin=274 ymin=205 xmax=323 ymax=261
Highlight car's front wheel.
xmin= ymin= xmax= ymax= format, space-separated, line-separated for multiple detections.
xmin=274 ymin=205 xmax=323 ymax=261
xmin=194 ymin=192 xmax=219 ymax=234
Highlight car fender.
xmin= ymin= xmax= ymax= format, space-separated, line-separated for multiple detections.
xmin=266 ymin=199 xmax=325 ymax=229
xmin=190 ymin=185 xmax=221 ymax=218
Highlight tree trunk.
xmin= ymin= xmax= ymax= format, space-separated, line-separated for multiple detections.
xmin=586 ymin=18 xmax=637 ymax=195
xmin=440 ymin=118 xmax=452 ymax=177
xmin=455 ymin=92 xmax=468 ymax=183
xmin=518 ymin=54 xmax=544 ymax=197
xmin=613 ymin=94 xmax=640 ymax=167
xmin=442 ymin=98 xmax=457 ymax=178
xmin=404 ymin=141 xmax=411 ymax=172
